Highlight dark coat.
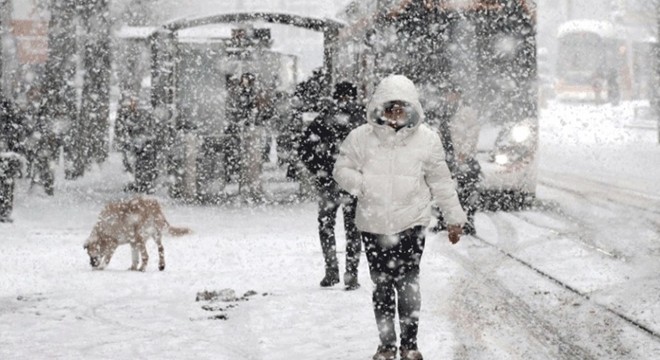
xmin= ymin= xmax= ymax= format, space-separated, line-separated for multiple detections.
xmin=115 ymin=107 xmax=156 ymax=151
xmin=0 ymin=98 xmax=26 ymax=181
xmin=299 ymin=102 xmax=365 ymax=191
xmin=0 ymin=97 xmax=26 ymax=154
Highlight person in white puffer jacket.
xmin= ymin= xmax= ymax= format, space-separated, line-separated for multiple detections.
xmin=333 ymin=74 xmax=466 ymax=360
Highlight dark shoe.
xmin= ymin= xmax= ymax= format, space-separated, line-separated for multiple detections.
xmin=429 ymin=222 xmax=447 ymax=233
xmin=319 ymin=271 xmax=339 ymax=287
xmin=400 ymin=346 xmax=423 ymax=360
xmin=0 ymin=216 xmax=13 ymax=223
xmin=124 ymin=182 xmax=138 ymax=192
xmin=344 ymin=272 xmax=360 ymax=291
xmin=372 ymin=345 xmax=397 ymax=360
xmin=463 ymin=222 xmax=476 ymax=236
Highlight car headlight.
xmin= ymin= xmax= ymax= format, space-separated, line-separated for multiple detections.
xmin=494 ymin=153 xmax=509 ymax=165
xmin=511 ymin=124 xmax=532 ymax=143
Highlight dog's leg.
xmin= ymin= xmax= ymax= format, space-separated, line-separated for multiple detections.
xmin=154 ymin=231 xmax=165 ymax=271
xmin=129 ymin=242 xmax=139 ymax=271
xmin=99 ymin=240 xmax=118 ymax=270
xmin=136 ymin=235 xmax=149 ymax=271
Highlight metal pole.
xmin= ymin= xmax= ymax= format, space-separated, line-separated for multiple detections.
xmin=0 ymin=0 xmax=8 ymax=90
xmin=657 ymin=1 xmax=660 ymax=143
xmin=323 ymin=26 xmax=338 ymax=97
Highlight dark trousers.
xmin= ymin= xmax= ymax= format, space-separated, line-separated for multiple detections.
xmin=438 ymin=159 xmax=480 ymax=227
xmin=362 ymin=226 xmax=426 ymax=349
xmin=1 ymin=156 xmax=19 ymax=220
xmin=134 ymin=142 xmax=158 ymax=193
xmin=0 ymin=177 xmax=14 ymax=220
xmin=456 ymin=168 xmax=480 ymax=224
xmin=32 ymin=157 xmax=54 ymax=195
xmin=317 ymin=186 xmax=360 ymax=276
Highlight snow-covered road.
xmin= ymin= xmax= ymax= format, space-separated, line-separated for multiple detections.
xmin=1 ymin=100 xmax=659 ymax=359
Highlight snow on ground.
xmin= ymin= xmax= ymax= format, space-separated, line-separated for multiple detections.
xmin=538 ymin=100 xmax=660 ymax=198
xmin=0 ymin=155 xmax=463 ymax=359
xmin=1 ymin=100 xmax=660 ymax=359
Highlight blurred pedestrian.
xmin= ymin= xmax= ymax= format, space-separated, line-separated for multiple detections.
xmin=436 ymin=85 xmax=481 ymax=235
xmin=0 ymin=93 xmax=26 ymax=222
xmin=115 ymin=96 xmax=158 ymax=193
xmin=115 ymin=95 xmax=138 ymax=173
xmin=607 ymin=69 xmax=620 ymax=105
xmin=277 ymin=86 xmax=311 ymax=194
xmin=224 ymin=75 xmax=242 ymax=182
xmin=300 ymin=81 xmax=365 ymax=289
xmin=19 ymin=87 xmax=42 ymax=176
xmin=29 ymin=113 xmax=62 ymax=196
xmin=236 ymin=72 xmax=266 ymax=201
xmin=333 ymin=75 xmax=466 ymax=360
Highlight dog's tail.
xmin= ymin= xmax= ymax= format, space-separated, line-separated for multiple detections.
xmin=167 ymin=226 xmax=192 ymax=237
xmin=148 ymin=199 xmax=192 ymax=237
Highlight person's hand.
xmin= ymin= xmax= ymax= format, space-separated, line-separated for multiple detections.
xmin=448 ymin=224 xmax=462 ymax=244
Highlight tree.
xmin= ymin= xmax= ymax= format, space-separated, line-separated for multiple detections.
xmin=41 ymin=0 xmax=112 ymax=179
xmin=656 ymin=2 xmax=660 ymax=142
xmin=42 ymin=0 xmax=79 ymax=178
xmin=79 ymin=0 xmax=111 ymax=167
xmin=0 ymin=0 xmax=6 ymax=83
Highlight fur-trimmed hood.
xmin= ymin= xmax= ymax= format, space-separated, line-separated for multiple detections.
xmin=367 ymin=75 xmax=424 ymax=136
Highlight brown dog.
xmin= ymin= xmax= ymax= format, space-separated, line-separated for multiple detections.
xmin=83 ymin=197 xmax=190 ymax=271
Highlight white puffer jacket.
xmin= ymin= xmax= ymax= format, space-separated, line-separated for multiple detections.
xmin=333 ymin=75 xmax=467 ymax=235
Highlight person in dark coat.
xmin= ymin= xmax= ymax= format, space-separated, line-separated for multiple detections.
xmin=299 ymin=81 xmax=366 ymax=290
xmin=29 ymin=113 xmax=62 ymax=196
xmin=115 ymin=96 xmax=138 ymax=174
xmin=435 ymin=85 xmax=481 ymax=235
xmin=115 ymin=96 xmax=158 ymax=193
xmin=224 ymin=75 xmax=242 ymax=182
xmin=607 ymin=69 xmax=620 ymax=105
xmin=20 ymin=87 xmax=42 ymax=176
xmin=278 ymin=86 xmax=308 ymax=182
xmin=0 ymin=95 xmax=27 ymax=155
xmin=235 ymin=72 xmax=266 ymax=201
xmin=0 ymin=94 xmax=26 ymax=222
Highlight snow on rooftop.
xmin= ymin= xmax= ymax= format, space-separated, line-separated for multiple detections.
xmin=179 ymin=10 xmax=347 ymax=28
xmin=557 ymin=19 xmax=657 ymax=44
xmin=176 ymin=24 xmax=234 ymax=41
xmin=114 ymin=26 xmax=158 ymax=39
xmin=557 ymin=19 xmax=618 ymax=40
xmin=116 ymin=1 xmax=352 ymax=79
xmin=148 ymin=0 xmax=352 ymax=26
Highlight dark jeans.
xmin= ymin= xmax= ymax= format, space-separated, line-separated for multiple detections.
xmin=438 ymin=159 xmax=481 ymax=227
xmin=456 ymin=167 xmax=480 ymax=225
xmin=317 ymin=185 xmax=360 ymax=276
xmin=0 ymin=177 xmax=14 ymax=219
xmin=362 ymin=226 xmax=426 ymax=350
xmin=32 ymin=157 xmax=54 ymax=195
xmin=0 ymin=156 xmax=19 ymax=220
xmin=134 ymin=142 xmax=158 ymax=193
